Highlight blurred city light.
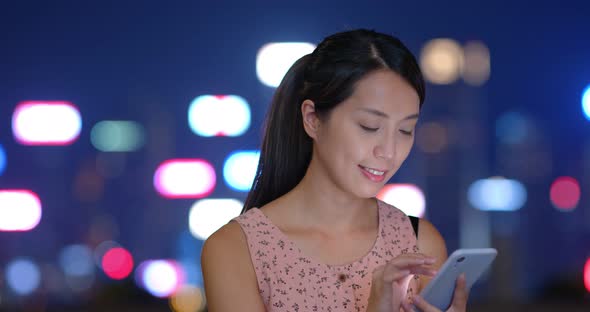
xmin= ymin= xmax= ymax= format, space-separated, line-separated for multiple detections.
xmin=0 ymin=143 xmax=6 ymax=175
xmin=94 ymin=240 xmax=121 ymax=268
xmin=59 ymin=244 xmax=95 ymax=277
xmin=462 ymin=41 xmax=491 ymax=86
xmin=6 ymin=258 xmax=41 ymax=296
xmin=0 ymin=190 xmax=42 ymax=231
xmin=416 ymin=122 xmax=450 ymax=154
xmin=170 ymin=284 xmax=206 ymax=312
xmin=376 ymin=184 xmax=426 ymax=217
xmin=136 ymin=260 xmax=185 ymax=298
xmin=582 ymin=84 xmax=590 ymax=121
xmin=188 ymin=95 xmax=251 ymax=137
xmin=189 ymin=198 xmax=243 ymax=240
xmin=420 ymin=38 xmax=464 ymax=85
xmin=496 ymin=111 xmax=532 ymax=145
xmin=584 ymin=257 xmax=590 ymax=293
xmin=223 ymin=150 xmax=260 ymax=191
xmin=549 ymin=176 xmax=580 ymax=211
xmin=468 ymin=177 xmax=527 ymax=211
xmin=256 ymin=42 xmax=316 ymax=87
xmin=154 ymin=159 xmax=216 ymax=199
xmin=91 ymin=120 xmax=145 ymax=152
xmin=12 ymin=101 xmax=82 ymax=145
xmin=101 ymin=247 xmax=134 ymax=280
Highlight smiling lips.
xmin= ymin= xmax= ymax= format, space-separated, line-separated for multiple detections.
xmin=359 ymin=165 xmax=387 ymax=182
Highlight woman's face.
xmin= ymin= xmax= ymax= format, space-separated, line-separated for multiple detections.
xmin=308 ymin=69 xmax=420 ymax=198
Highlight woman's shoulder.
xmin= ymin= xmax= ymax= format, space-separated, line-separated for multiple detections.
xmin=202 ymin=220 xmax=250 ymax=263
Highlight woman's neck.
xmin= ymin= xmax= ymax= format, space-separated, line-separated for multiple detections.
xmin=276 ymin=159 xmax=378 ymax=234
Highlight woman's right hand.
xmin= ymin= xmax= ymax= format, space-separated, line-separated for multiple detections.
xmin=366 ymin=253 xmax=437 ymax=312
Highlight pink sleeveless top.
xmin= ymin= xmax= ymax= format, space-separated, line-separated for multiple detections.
xmin=232 ymin=199 xmax=420 ymax=312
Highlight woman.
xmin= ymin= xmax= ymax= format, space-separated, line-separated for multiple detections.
xmin=201 ymin=29 xmax=469 ymax=312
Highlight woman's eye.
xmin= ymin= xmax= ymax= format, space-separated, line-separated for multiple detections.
xmin=399 ymin=129 xmax=413 ymax=136
xmin=360 ymin=125 xmax=379 ymax=132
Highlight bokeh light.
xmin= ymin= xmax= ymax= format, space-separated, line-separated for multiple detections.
xmin=188 ymin=95 xmax=251 ymax=137
xmin=256 ymin=42 xmax=316 ymax=87
xmin=91 ymin=120 xmax=145 ymax=152
xmin=549 ymin=176 xmax=580 ymax=211
xmin=496 ymin=111 xmax=532 ymax=145
xmin=59 ymin=244 xmax=95 ymax=277
xmin=0 ymin=143 xmax=6 ymax=175
xmin=170 ymin=284 xmax=206 ymax=312
xmin=154 ymin=159 xmax=216 ymax=199
xmin=6 ymin=258 xmax=41 ymax=296
xmin=584 ymin=257 xmax=590 ymax=293
xmin=376 ymin=184 xmax=426 ymax=217
xmin=12 ymin=101 xmax=82 ymax=145
xmin=189 ymin=198 xmax=243 ymax=240
xmin=416 ymin=122 xmax=450 ymax=154
xmin=461 ymin=41 xmax=491 ymax=86
xmin=582 ymin=84 xmax=590 ymax=121
xmin=223 ymin=150 xmax=260 ymax=191
xmin=136 ymin=260 xmax=185 ymax=298
xmin=420 ymin=38 xmax=464 ymax=85
xmin=468 ymin=177 xmax=527 ymax=211
xmin=94 ymin=240 xmax=121 ymax=268
xmin=101 ymin=247 xmax=134 ymax=280
xmin=0 ymin=189 xmax=42 ymax=231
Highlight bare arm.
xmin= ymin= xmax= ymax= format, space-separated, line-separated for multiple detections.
xmin=201 ymin=221 xmax=266 ymax=312
xmin=416 ymin=219 xmax=448 ymax=292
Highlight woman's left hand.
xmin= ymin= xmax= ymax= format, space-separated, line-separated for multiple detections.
xmin=401 ymin=273 xmax=469 ymax=312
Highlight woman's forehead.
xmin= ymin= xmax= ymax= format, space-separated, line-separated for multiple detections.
xmin=340 ymin=71 xmax=420 ymax=118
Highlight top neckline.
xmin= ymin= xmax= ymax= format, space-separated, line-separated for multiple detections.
xmin=250 ymin=198 xmax=384 ymax=271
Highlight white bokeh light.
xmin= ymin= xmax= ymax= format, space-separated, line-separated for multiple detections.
xmin=137 ymin=260 xmax=184 ymax=298
xmin=154 ymin=159 xmax=216 ymax=198
xmin=189 ymin=198 xmax=243 ymax=240
xmin=12 ymin=101 xmax=82 ymax=145
xmin=377 ymin=184 xmax=426 ymax=217
xmin=0 ymin=190 xmax=42 ymax=231
xmin=256 ymin=42 xmax=316 ymax=87
xmin=188 ymin=95 xmax=251 ymax=137
xmin=223 ymin=150 xmax=260 ymax=191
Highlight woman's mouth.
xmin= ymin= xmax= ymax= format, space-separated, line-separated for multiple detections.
xmin=359 ymin=165 xmax=386 ymax=182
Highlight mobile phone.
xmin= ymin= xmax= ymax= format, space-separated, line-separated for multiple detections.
xmin=415 ymin=248 xmax=497 ymax=311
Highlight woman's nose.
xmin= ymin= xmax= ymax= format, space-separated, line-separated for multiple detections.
xmin=374 ymin=137 xmax=395 ymax=160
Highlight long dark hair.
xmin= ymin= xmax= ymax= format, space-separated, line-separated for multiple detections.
xmin=242 ymin=29 xmax=425 ymax=213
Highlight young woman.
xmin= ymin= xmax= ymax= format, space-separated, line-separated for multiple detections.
xmin=201 ymin=29 xmax=469 ymax=312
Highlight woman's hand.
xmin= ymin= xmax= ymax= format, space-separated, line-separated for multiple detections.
xmin=366 ymin=253 xmax=437 ymax=312
xmin=401 ymin=273 xmax=469 ymax=312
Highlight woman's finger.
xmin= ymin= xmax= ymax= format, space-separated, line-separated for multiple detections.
xmin=401 ymin=298 xmax=414 ymax=312
xmin=391 ymin=254 xmax=437 ymax=267
xmin=412 ymin=295 xmax=441 ymax=312
xmin=450 ymin=273 xmax=469 ymax=308
xmin=406 ymin=266 xmax=438 ymax=277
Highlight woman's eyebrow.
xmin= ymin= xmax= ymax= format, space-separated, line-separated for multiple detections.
xmin=358 ymin=108 xmax=389 ymax=118
xmin=357 ymin=108 xmax=419 ymax=120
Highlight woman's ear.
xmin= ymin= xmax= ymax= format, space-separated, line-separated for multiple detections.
xmin=301 ymin=99 xmax=320 ymax=140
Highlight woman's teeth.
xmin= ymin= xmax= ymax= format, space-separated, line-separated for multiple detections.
xmin=362 ymin=166 xmax=384 ymax=176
